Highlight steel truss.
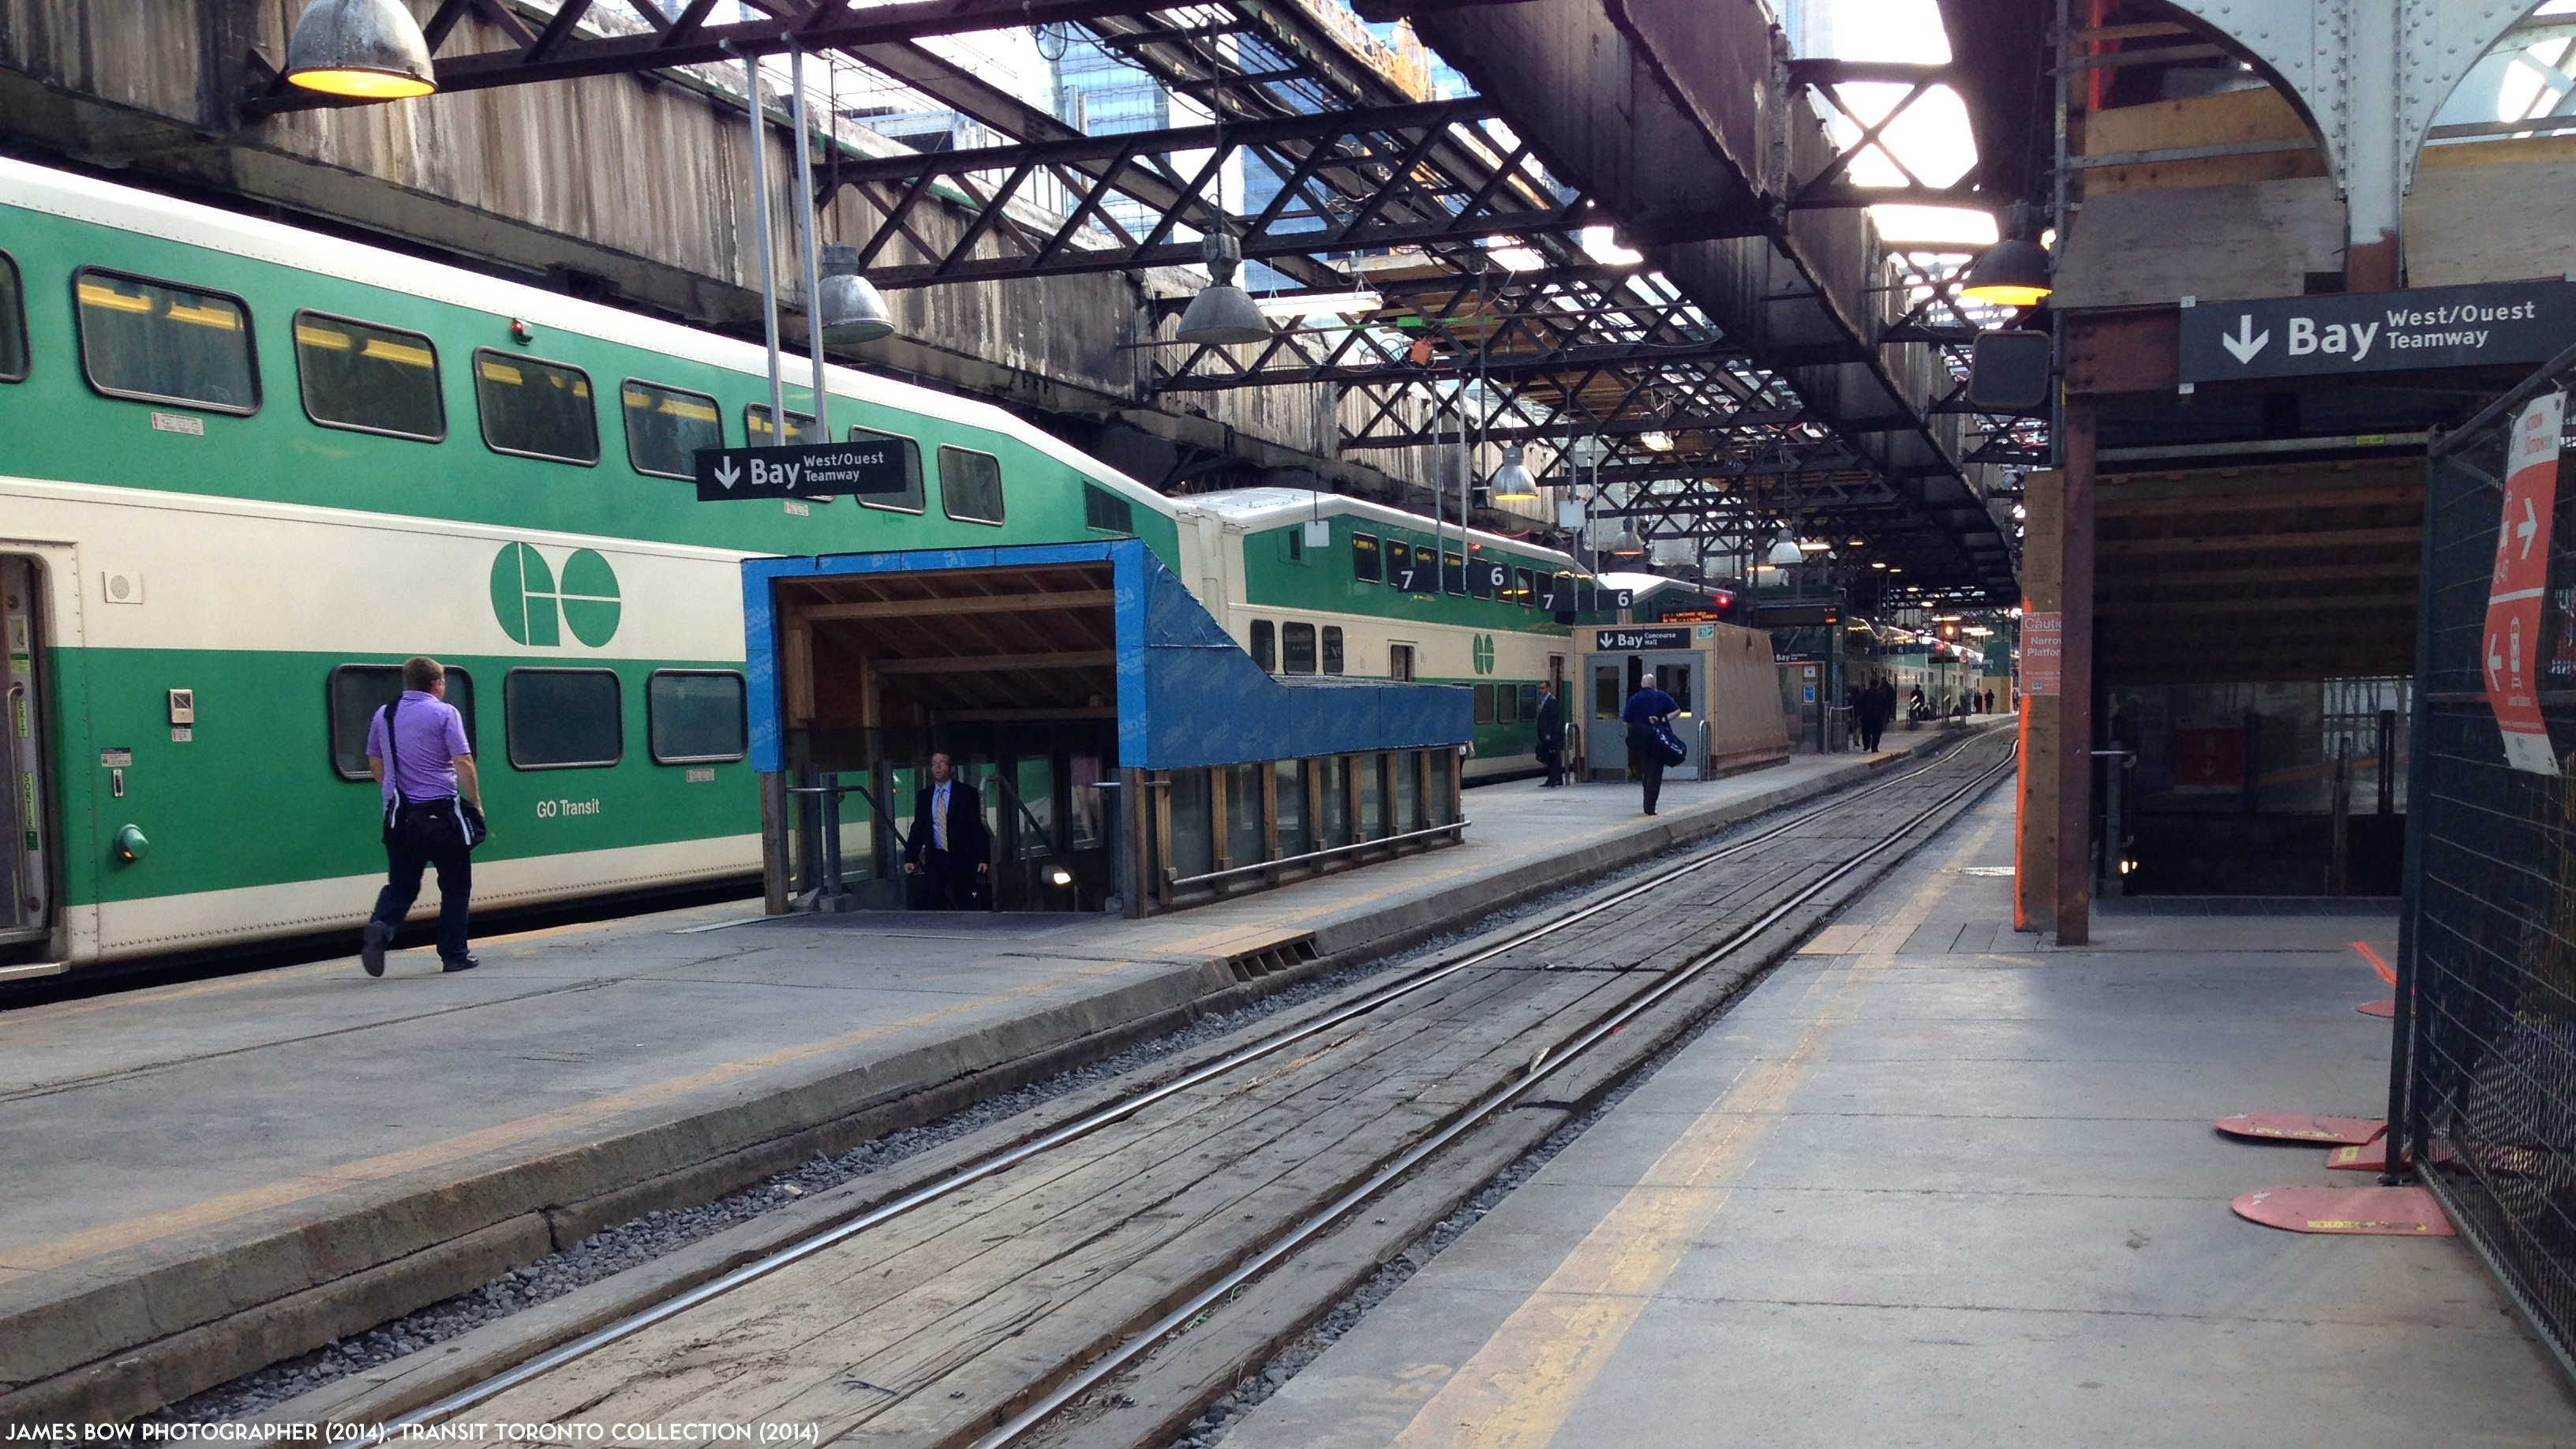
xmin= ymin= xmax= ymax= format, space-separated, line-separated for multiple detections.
xmin=827 ymin=100 xmax=1614 ymax=287
xmin=236 ymin=0 xmax=2040 ymax=597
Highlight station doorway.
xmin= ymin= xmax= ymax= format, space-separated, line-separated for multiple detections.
xmin=769 ymin=560 xmax=1119 ymax=912
xmin=2 ymin=556 xmax=54 ymax=949
xmin=1583 ymin=648 xmax=1697 ymax=780
xmin=2081 ymin=456 xmax=2419 ymax=898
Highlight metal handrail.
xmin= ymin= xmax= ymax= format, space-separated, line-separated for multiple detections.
xmin=1168 ymin=817 xmax=1469 ymax=892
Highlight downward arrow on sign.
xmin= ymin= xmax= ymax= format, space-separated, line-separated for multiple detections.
xmin=2221 ymin=315 xmax=2270 ymax=364
xmin=714 ymin=459 xmax=742 ymax=490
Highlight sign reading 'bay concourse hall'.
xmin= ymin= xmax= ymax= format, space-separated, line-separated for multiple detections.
xmin=2178 ymin=279 xmax=2576 ymax=384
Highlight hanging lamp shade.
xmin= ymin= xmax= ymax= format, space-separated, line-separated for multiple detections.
xmin=285 ymin=0 xmax=436 ymax=98
xmin=1488 ymin=444 xmax=1539 ymax=502
xmin=1175 ymin=233 xmax=1271 ymax=346
xmin=816 ymin=243 xmax=896 ymax=345
xmin=1608 ymin=523 xmax=1646 ymax=557
xmin=1960 ymin=201 xmax=2052 ymax=307
xmin=1765 ymin=530 xmax=1806 ymax=566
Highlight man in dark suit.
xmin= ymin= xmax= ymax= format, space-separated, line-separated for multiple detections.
xmin=1855 ymin=676 xmax=1893 ymax=753
xmin=904 ymin=751 xmax=991 ymax=910
xmin=1534 ymin=680 xmax=1567 ymax=788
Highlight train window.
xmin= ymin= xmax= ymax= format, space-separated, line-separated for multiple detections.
xmin=1351 ymin=533 xmax=1381 ymax=583
xmin=1443 ymin=549 xmax=1466 ymax=595
xmin=1389 ymin=643 xmax=1415 ymax=681
xmin=1386 ymin=540 xmax=1414 ymax=590
xmin=1249 ymin=619 xmax=1276 ymax=672
xmin=1286 ymin=530 xmax=1304 ymax=562
xmin=474 ymin=350 xmax=598 ymax=465
xmin=1282 ymin=621 xmax=1317 ymax=674
xmin=75 ymin=268 xmax=258 ymax=414
xmin=938 ymin=445 xmax=1005 ymax=525
xmin=623 ymin=380 xmax=722 ymax=479
xmin=745 ymin=404 xmax=819 ymax=445
xmin=295 ymin=312 xmax=443 ymax=442
xmin=1473 ymin=683 xmax=1495 ymax=724
xmin=504 ymin=667 xmax=623 ymax=769
xmin=1497 ymin=683 xmax=1517 ymax=724
xmin=1519 ymin=682 xmax=1538 ymax=717
xmin=1515 ymin=567 xmax=1536 ymax=607
xmin=1322 ymin=626 xmax=1345 ymax=675
xmin=0 ymin=252 xmax=25 ymax=383
xmin=1084 ymin=481 xmax=1134 ymax=534
xmin=328 ymin=664 xmax=477 ymax=782
xmin=647 ymin=670 xmax=747 ymax=764
xmin=850 ymin=427 xmax=925 ymax=513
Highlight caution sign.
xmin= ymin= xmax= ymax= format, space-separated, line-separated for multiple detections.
xmin=2020 ymin=611 xmax=2062 ymax=696
xmin=2484 ymin=391 xmax=2565 ymax=775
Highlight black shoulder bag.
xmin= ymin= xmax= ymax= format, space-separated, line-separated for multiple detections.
xmin=382 ymin=696 xmax=489 ymax=854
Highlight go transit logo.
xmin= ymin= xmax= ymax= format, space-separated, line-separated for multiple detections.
xmin=1472 ymin=633 xmax=1496 ymax=674
xmin=491 ymin=543 xmax=621 ymax=648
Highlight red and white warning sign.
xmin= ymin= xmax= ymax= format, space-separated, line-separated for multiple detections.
xmin=2484 ymin=391 xmax=2566 ymax=775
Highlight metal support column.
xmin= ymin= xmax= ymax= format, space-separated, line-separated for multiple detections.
xmin=759 ymin=771 xmax=790 ymax=914
xmin=2054 ymin=398 xmax=2096 ymax=946
xmin=790 ymin=47 xmax=830 ymax=439
xmin=741 ymin=51 xmax=786 ymax=429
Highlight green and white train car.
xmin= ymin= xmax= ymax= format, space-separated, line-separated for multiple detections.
xmin=1172 ymin=489 xmax=1589 ymax=780
xmin=0 ymin=159 xmax=1603 ymax=975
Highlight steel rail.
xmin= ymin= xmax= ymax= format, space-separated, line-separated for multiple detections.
xmin=373 ymin=737 xmax=2001 ymax=1435
xmin=972 ymin=739 xmax=2018 ymax=1448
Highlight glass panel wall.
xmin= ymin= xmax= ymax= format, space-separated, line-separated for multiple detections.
xmin=1168 ymin=768 xmax=1213 ymax=881
xmin=1276 ymin=758 xmax=1309 ymax=858
xmin=1227 ymin=762 xmax=1264 ymax=867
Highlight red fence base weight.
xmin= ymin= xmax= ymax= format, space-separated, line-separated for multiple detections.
xmin=2215 ymin=1114 xmax=2387 ymax=1145
xmin=2327 ymin=1139 xmax=2389 ymax=1171
xmin=2357 ymin=998 xmax=2397 ymax=1017
xmin=2233 ymin=1185 xmax=2454 ymax=1235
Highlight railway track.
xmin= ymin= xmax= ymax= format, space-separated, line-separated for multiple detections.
xmin=319 ymin=732 xmax=2015 ymax=1447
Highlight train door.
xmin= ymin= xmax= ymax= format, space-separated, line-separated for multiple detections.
xmin=1 ymin=556 xmax=53 ymax=945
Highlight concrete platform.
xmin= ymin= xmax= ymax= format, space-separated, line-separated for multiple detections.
xmin=0 ymin=725 xmax=1989 ymax=1423
xmin=1225 ymin=789 xmax=2576 ymax=1449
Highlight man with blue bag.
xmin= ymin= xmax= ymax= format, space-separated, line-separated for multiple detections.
xmin=1623 ymin=671 xmax=1684 ymax=817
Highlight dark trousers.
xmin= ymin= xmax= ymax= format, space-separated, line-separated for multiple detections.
xmin=373 ymin=832 xmax=472 ymax=960
xmin=1640 ymin=758 xmax=1664 ymax=814
xmin=1860 ymin=719 xmax=1885 ymax=751
xmin=911 ymin=847 xmax=979 ymax=910
xmin=1539 ymin=746 xmax=1563 ymax=788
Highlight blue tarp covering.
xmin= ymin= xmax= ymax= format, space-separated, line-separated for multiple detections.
xmin=743 ymin=540 xmax=1470 ymax=772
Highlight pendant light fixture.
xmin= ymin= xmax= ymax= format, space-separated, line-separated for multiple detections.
xmin=817 ymin=244 xmax=896 ymax=345
xmin=285 ymin=0 xmax=436 ymax=98
xmin=1175 ymin=231 xmax=1271 ymax=346
xmin=1488 ymin=444 xmax=1539 ymax=502
xmin=1960 ymin=201 xmax=2053 ymax=308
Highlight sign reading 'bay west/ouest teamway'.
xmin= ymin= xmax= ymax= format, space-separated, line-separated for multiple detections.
xmin=695 ymin=440 xmax=911 ymax=501
xmin=2177 ymin=279 xmax=2576 ymax=384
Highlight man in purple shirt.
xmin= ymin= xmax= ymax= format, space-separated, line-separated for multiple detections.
xmin=359 ymin=656 xmax=485 ymax=977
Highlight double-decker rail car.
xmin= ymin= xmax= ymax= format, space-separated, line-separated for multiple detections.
xmin=0 ymin=160 xmax=1659 ymax=975
xmin=1180 ymin=489 xmax=1609 ymax=782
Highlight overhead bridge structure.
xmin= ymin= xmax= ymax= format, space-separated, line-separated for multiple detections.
xmin=1409 ymin=0 xmax=2021 ymax=601
xmin=201 ymin=0 xmax=2027 ymax=604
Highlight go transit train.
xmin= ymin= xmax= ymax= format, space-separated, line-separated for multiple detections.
xmin=0 ymin=157 xmax=1634 ymax=975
